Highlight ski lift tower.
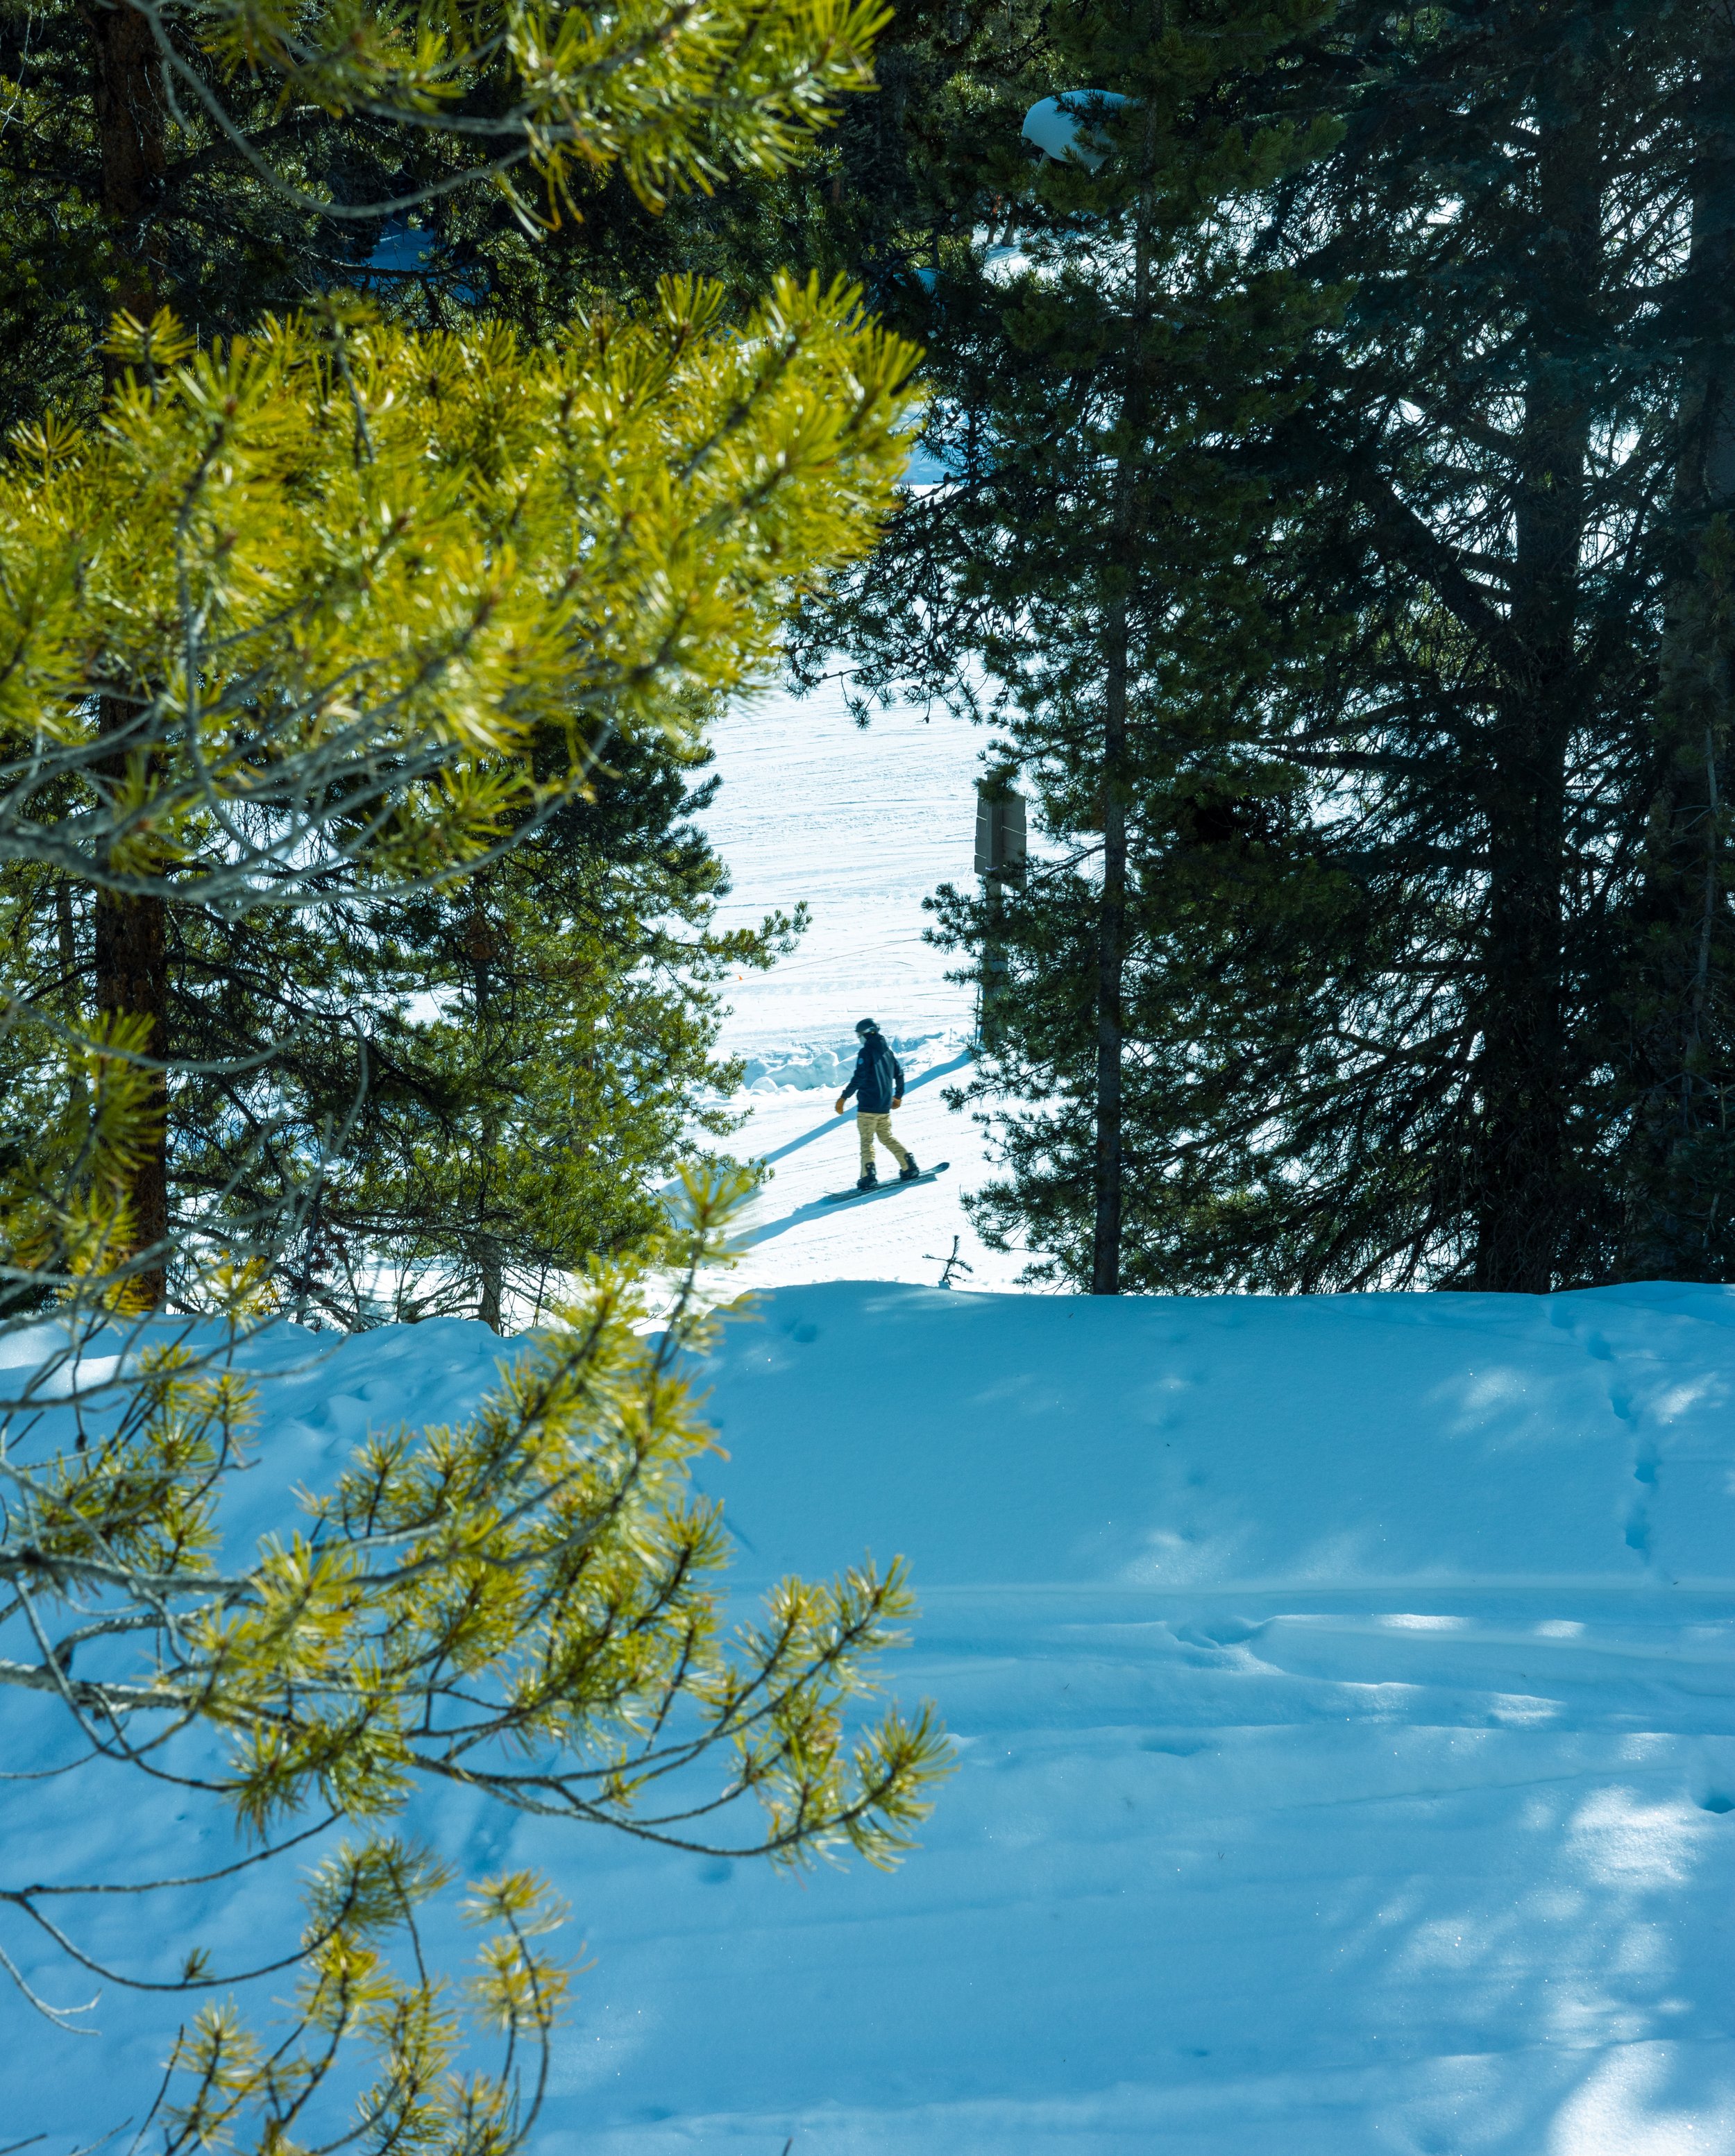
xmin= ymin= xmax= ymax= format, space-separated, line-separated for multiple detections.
xmin=975 ymin=780 xmax=1026 ymax=1050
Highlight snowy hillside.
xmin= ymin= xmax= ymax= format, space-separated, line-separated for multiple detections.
xmin=8 ymin=684 xmax=1735 ymax=2156
xmin=8 ymin=1283 xmax=1735 ymax=2154
xmin=596 ymin=1279 xmax=1735 ymax=2155
xmin=695 ymin=686 xmax=1039 ymax=1294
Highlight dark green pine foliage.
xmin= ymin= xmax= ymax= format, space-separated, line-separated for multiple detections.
xmin=134 ymin=736 xmax=799 ymax=1327
xmin=0 ymin=0 xmax=473 ymax=429
xmin=1166 ymin=0 xmax=1735 ymax=1295
xmin=1212 ymin=0 xmax=1727 ymax=1291
xmin=820 ymin=0 xmax=1735 ymax=1295
xmin=802 ymin=0 xmax=1338 ymax=1293
xmin=1616 ymin=4 xmax=1735 ymax=1278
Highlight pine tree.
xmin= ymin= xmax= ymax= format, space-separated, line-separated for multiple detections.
xmin=819 ymin=0 xmax=1735 ymax=1296
xmin=0 ymin=0 xmax=905 ymax=1309
xmin=804 ymin=0 xmax=1336 ymax=1292
xmin=0 ymin=18 xmax=941 ymax=2135
xmin=161 ymin=732 xmax=806 ymax=1327
xmin=1214 ymin=0 xmax=1677 ymax=1291
xmin=1617 ymin=3 xmax=1735 ymax=1276
xmin=0 ymin=285 xmax=916 ymax=1318
xmin=1172 ymin=0 xmax=1734 ymax=1292
xmin=0 ymin=0 xmax=922 ymax=1293
xmin=0 ymin=0 xmax=888 ymax=428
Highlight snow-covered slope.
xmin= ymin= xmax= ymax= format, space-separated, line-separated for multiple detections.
xmin=12 ymin=1286 xmax=1735 ymax=2154
xmin=696 ymin=686 xmax=1038 ymax=1293
xmin=563 ymin=1278 xmax=1735 ymax=2155
xmin=700 ymin=686 xmax=981 ymax=1059
xmin=10 ymin=685 xmax=1735 ymax=2154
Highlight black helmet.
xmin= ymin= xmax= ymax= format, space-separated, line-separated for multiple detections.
xmin=854 ymin=1017 xmax=879 ymax=1037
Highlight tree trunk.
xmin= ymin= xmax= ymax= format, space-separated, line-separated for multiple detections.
xmin=1092 ymin=588 xmax=1128 ymax=1295
xmin=1471 ymin=65 xmax=1597 ymax=1292
xmin=83 ymin=0 xmax=166 ymax=325
xmin=1623 ymin=13 xmax=1735 ymax=1273
xmin=979 ymin=876 xmax=1008 ymax=1052
xmin=87 ymin=3 xmax=171 ymax=1299
xmin=56 ymin=883 xmax=89 ymax=1132
xmin=468 ymin=889 xmax=504 ymax=1331
xmin=479 ymin=1250 xmax=504 ymax=1332
xmin=93 ymin=855 xmax=169 ymax=1305
xmin=1089 ymin=103 xmax=1158 ymax=1298
xmin=1673 ymin=22 xmax=1735 ymax=525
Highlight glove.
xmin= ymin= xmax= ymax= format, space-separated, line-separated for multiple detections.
xmin=835 ymin=1094 xmax=847 ymax=1115
xmin=893 ymin=1094 xmax=904 ymax=1110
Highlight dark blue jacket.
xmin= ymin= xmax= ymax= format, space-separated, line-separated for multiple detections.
xmin=841 ymin=1032 xmax=904 ymax=1114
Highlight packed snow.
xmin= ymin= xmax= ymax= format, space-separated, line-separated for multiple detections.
xmin=6 ymin=684 xmax=1735 ymax=2155
xmin=696 ymin=684 xmax=1035 ymax=1295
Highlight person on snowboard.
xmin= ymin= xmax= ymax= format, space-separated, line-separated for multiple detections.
xmin=834 ymin=1019 xmax=920 ymax=1191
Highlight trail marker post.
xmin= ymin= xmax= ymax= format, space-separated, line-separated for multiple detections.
xmin=975 ymin=781 xmax=1026 ymax=1049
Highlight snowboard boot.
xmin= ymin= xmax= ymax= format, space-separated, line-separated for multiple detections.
xmin=899 ymin=1157 xmax=922 ymax=1182
xmin=856 ymin=1169 xmax=879 ymax=1192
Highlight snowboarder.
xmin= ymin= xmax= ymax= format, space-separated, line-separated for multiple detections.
xmin=834 ymin=1019 xmax=920 ymax=1191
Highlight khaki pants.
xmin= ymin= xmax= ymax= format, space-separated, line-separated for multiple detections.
xmin=857 ymin=1112 xmax=912 ymax=1173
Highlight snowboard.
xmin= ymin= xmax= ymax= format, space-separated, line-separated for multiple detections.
xmin=821 ymin=1162 xmax=951 ymax=1205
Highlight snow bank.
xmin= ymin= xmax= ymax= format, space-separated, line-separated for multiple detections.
xmin=9 ymin=1280 xmax=1735 ymax=2154
xmin=737 ymin=1040 xmax=853 ymax=1091
xmin=733 ymin=1031 xmax=959 ymax=1095
xmin=566 ymin=1280 xmax=1735 ymax=2155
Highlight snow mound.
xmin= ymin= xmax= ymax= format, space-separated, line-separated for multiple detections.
xmin=10 ymin=1280 xmax=1735 ymax=2155
xmin=587 ymin=1280 xmax=1735 ymax=2154
xmin=733 ymin=1030 xmax=962 ymax=1094
xmin=737 ymin=1040 xmax=852 ymax=1091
